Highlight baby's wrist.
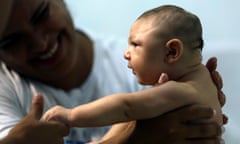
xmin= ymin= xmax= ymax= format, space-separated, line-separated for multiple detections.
xmin=67 ymin=109 xmax=74 ymax=127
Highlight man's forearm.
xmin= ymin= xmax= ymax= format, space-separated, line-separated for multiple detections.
xmin=0 ymin=135 xmax=23 ymax=144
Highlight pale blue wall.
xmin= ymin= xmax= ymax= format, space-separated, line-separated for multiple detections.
xmin=65 ymin=0 xmax=239 ymax=143
xmin=66 ymin=0 xmax=240 ymax=45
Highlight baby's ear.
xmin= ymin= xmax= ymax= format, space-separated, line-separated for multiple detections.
xmin=164 ymin=38 xmax=184 ymax=64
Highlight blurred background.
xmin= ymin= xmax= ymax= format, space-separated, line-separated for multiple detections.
xmin=65 ymin=0 xmax=239 ymax=143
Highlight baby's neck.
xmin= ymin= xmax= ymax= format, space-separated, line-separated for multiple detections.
xmin=175 ymin=62 xmax=205 ymax=82
xmin=170 ymin=50 xmax=203 ymax=82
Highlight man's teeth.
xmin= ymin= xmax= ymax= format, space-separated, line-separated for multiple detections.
xmin=39 ymin=43 xmax=58 ymax=60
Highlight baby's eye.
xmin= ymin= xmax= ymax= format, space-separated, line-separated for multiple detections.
xmin=131 ymin=41 xmax=138 ymax=47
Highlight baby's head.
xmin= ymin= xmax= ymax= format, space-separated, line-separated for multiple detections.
xmin=138 ymin=5 xmax=203 ymax=49
xmin=124 ymin=5 xmax=203 ymax=85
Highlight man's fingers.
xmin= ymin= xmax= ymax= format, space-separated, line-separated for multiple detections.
xmin=57 ymin=139 xmax=65 ymax=144
xmin=222 ymin=114 xmax=228 ymax=125
xmin=218 ymin=90 xmax=226 ymax=107
xmin=206 ymin=57 xmax=223 ymax=90
xmin=211 ymin=71 xmax=223 ymax=90
xmin=170 ymin=105 xmax=214 ymax=122
xmin=185 ymin=122 xmax=221 ymax=139
xmin=186 ymin=138 xmax=222 ymax=144
xmin=206 ymin=57 xmax=217 ymax=72
xmin=29 ymin=94 xmax=44 ymax=120
xmin=47 ymin=121 xmax=70 ymax=137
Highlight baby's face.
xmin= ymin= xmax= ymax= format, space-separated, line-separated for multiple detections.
xmin=124 ymin=18 xmax=167 ymax=85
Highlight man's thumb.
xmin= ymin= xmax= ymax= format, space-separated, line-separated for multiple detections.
xmin=29 ymin=94 xmax=44 ymax=120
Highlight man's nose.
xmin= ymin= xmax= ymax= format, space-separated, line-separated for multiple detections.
xmin=30 ymin=31 xmax=49 ymax=53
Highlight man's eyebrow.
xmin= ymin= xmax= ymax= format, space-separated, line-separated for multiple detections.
xmin=29 ymin=1 xmax=49 ymax=25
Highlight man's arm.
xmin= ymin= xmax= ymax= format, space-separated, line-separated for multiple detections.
xmin=126 ymin=104 xmax=222 ymax=144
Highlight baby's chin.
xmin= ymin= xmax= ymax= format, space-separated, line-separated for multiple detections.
xmin=137 ymin=79 xmax=155 ymax=86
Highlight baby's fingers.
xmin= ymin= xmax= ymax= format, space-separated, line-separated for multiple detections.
xmin=42 ymin=111 xmax=51 ymax=121
xmin=157 ymin=73 xmax=169 ymax=85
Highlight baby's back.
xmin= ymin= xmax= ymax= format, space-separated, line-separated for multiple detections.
xmin=112 ymin=65 xmax=222 ymax=144
xmin=187 ymin=65 xmax=222 ymax=124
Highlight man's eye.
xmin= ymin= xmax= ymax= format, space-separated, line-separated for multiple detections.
xmin=0 ymin=35 xmax=22 ymax=51
xmin=30 ymin=1 xmax=50 ymax=25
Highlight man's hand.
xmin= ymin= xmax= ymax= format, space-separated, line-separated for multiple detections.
xmin=125 ymin=105 xmax=222 ymax=144
xmin=206 ymin=57 xmax=228 ymax=124
xmin=4 ymin=94 xmax=69 ymax=144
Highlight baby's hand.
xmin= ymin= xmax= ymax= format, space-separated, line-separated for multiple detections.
xmin=42 ymin=105 xmax=72 ymax=127
xmin=155 ymin=73 xmax=169 ymax=86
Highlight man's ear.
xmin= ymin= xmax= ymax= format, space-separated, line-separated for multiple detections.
xmin=164 ymin=38 xmax=184 ymax=64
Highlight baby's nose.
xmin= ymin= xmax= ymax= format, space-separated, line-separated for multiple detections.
xmin=124 ymin=49 xmax=130 ymax=60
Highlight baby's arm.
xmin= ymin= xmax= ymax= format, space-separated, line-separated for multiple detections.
xmin=43 ymin=81 xmax=199 ymax=127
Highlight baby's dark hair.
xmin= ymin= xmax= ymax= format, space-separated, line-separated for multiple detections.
xmin=137 ymin=5 xmax=203 ymax=50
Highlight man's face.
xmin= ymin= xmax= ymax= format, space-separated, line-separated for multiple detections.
xmin=0 ymin=0 xmax=79 ymax=84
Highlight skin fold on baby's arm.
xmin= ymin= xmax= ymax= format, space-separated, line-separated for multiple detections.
xmin=43 ymin=80 xmax=199 ymax=127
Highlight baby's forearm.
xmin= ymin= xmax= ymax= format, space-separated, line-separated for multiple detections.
xmin=69 ymin=93 xmax=135 ymax=127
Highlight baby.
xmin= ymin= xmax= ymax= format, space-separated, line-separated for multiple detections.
xmin=43 ymin=4 xmax=222 ymax=131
